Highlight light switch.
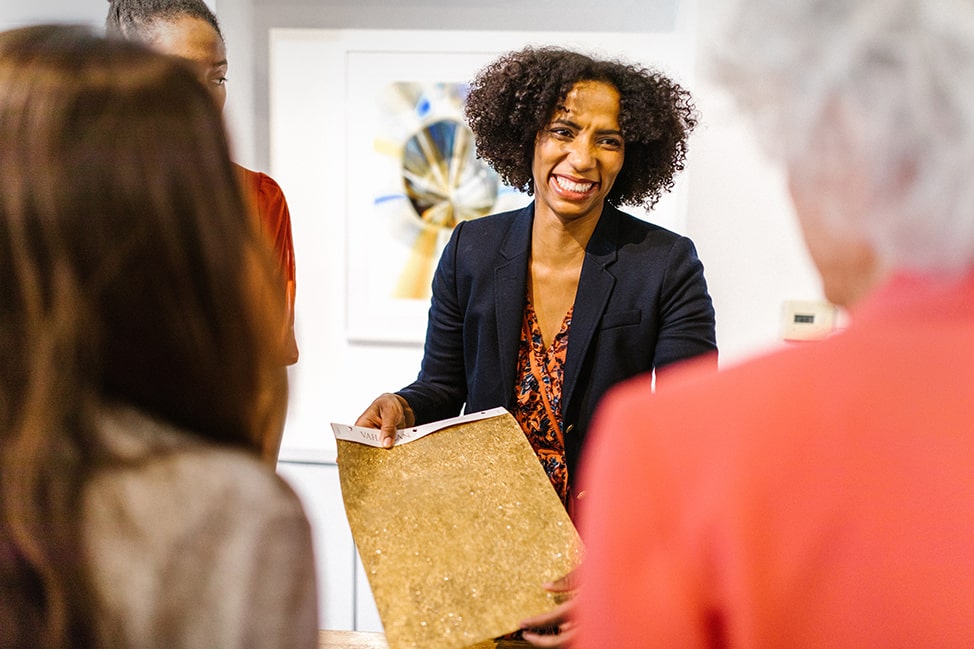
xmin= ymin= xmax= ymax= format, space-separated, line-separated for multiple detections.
xmin=781 ymin=300 xmax=837 ymax=341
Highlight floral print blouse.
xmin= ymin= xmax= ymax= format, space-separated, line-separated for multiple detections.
xmin=511 ymin=300 xmax=572 ymax=510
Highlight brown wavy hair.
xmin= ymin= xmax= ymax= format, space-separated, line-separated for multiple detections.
xmin=0 ymin=25 xmax=283 ymax=649
xmin=464 ymin=46 xmax=698 ymax=209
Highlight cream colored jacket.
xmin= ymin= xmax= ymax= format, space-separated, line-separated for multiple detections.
xmin=83 ymin=406 xmax=318 ymax=649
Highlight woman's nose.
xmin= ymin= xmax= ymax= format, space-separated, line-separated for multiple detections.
xmin=567 ymin=139 xmax=595 ymax=170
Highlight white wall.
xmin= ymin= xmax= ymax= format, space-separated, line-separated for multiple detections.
xmin=0 ymin=0 xmax=222 ymax=31
xmin=0 ymin=1 xmax=101 ymax=30
xmin=684 ymin=0 xmax=823 ymax=367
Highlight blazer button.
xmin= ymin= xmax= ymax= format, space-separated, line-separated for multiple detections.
xmin=565 ymin=424 xmax=575 ymax=434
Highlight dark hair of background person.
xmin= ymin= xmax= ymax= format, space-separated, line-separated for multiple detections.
xmin=0 ymin=24 xmax=284 ymax=649
xmin=105 ymin=0 xmax=223 ymax=42
xmin=463 ymin=45 xmax=697 ymax=209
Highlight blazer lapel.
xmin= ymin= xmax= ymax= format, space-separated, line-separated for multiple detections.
xmin=494 ymin=203 xmax=534 ymax=407
xmin=563 ymin=205 xmax=619 ymax=409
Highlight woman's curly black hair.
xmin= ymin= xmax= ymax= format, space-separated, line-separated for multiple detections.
xmin=464 ymin=46 xmax=697 ymax=209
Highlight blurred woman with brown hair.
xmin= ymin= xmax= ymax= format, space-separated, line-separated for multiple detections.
xmin=0 ymin=24 xmax=316 ymax=649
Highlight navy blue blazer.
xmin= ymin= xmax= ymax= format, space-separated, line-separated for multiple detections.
xmin=398 ymin=201 xmax=716 ymax=489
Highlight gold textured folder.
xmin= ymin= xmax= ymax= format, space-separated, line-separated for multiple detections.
xmin=333 ymin=409 xmax=582 ymax=649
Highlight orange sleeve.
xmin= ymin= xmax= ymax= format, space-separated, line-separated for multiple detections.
xmin=236 ymin=165 xmax=299 ymax=364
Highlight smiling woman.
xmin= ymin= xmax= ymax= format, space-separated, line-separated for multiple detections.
xmin=354 ymin=45 xmax=717 ymax=648
xmin=531 ymin=80 xmax=624 ymax=233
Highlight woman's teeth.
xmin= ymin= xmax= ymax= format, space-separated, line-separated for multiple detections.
xmin=555 ymin=176 xmax=594 ymax=193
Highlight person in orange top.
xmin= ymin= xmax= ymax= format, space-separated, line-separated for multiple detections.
xmin=576 ymin=0 xmax=974 ymax=647
xmin=235 ymin=166 xmax=298 ymax=364
xmin=106 ymin=0 xmax=297 ymax=462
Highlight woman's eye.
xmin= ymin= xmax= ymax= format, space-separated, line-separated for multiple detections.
xmin=212 ymin=77 xmax=227 ymax=87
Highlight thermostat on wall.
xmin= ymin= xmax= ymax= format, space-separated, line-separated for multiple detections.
xmin=781 ymin=300 xmax=837 ymax=341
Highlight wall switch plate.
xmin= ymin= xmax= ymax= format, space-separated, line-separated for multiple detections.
xmin=781 ymin=300 xmax=837 ymax=341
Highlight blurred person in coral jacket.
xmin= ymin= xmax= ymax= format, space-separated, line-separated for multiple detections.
xmin=576 ymin=0 xmax=974 ymax=647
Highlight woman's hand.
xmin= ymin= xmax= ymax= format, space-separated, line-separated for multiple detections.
xmin=354 ymin=393 xmax=415 ymax=449
xmin=519 ymin=571 xmax=579 ymax=648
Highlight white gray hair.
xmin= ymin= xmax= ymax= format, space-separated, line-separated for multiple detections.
xmin=715 ymin=0 xmax=974 ymax=272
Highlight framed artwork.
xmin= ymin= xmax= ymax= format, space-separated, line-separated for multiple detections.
xmin=271 ymin=29 xmax=694 ymax=345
